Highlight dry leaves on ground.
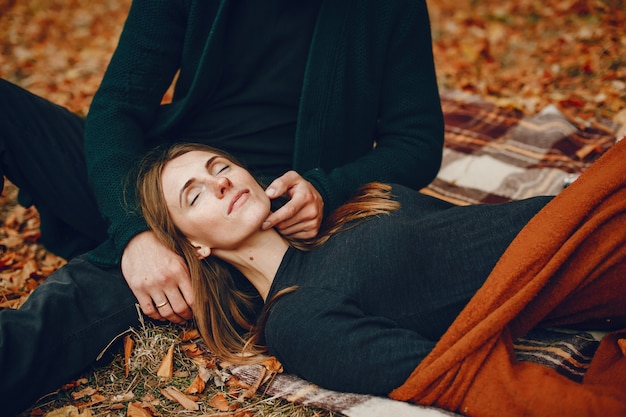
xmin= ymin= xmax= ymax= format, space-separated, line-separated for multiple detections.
xmin=429 ymin=0 xmax=625 ymax=124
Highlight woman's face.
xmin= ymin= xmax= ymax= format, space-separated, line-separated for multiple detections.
xmin=161 ymin=150 xmax=271 ymax=253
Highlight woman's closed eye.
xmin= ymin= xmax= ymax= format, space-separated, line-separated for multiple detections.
xmin=190 ymin=192 xmax=200 ymax=206
xmin=213 ymin=162 xmax=230 ymax=175
xmin=187 ymin=185 xmax=204 ymax=207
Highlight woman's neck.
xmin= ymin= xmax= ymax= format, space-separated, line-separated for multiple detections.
xmin=213 ymin=230 xmax=290 ymax=301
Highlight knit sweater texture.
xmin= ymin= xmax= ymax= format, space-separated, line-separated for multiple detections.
xmin=83 ymin=0 xmax=444 ymax=266
xmin=265 ymin=185 xmax=550 ymax=394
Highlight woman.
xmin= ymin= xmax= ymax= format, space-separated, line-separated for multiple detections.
xmin=135 ymin=144 xmax=566 ymax=369
xmin=137 ymin=141 xmax=626 ymax=416
xmin=137 ymin=144 xmax=626 ymax=415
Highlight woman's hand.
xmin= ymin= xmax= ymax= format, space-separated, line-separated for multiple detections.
xmin=262 ymin=170 xmax=324 ymax=240
xmin=120 ymin=231 xmax=194 ymax=324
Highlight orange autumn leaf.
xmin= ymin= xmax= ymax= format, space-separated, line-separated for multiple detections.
xmin=124 ymin=335 xmax=135 ymax=377
xmin=78 ymin=393 xmax=106 ymax=407
xmin=160 ymin=386 xmax=199 ymax=411
xmin=191 ymin=355 xmax=218 ymax=370
xmin=180 ymin=328 xmax=200 ymax=341
xmin=184 ymin=362 xmax=213 ymax=395
xmin=156 ymin=344 xmax=175 ymax=378
xmin=59 ymin=378 xmax=88 ymax=391
xmin=225 ymin=375 xmax=251 ymax=390
xmin=208 ymin=393 xmax=230 ymax=412
xmin=126 ymin=402 xmax=154 ymax=417
xmin=261 ymin=357 xmax=283 ymax=373
xmin=43 ymin=406 xmax=93 ymax=417
xmin=180 ymin=342 xmax=204 ymax=357
xmin=183 ymin=373 xmax=206 ymax=395
xmin=70 ymin=386 xmax=98 ymax=400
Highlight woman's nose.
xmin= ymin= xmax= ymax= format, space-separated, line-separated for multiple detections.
xmin=214 ymin=176 xmax=232 ymax=197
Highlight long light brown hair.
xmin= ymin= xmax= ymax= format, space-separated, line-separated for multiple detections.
xmin=135 ymin=143 xmax=400 ymax=364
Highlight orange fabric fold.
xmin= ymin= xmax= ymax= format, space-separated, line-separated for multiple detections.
xmin=390 ymin=139 xmax=626 ymax=416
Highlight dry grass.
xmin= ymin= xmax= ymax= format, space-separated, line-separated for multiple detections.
xmin=19 ymin=319 xmax=342 ymax=417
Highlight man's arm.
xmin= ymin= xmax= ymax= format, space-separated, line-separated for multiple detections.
xmin=84 ymin=1 xmax=194 ymax=320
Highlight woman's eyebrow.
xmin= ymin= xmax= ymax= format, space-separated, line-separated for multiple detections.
xmin=178 ymin=155 xmax=219 ymax=207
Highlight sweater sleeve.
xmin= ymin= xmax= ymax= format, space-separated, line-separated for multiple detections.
xmin=83 ymin=0 xmax=187 ymax=263
xmin=300 ymin=0 xmax=444 ymax=214
xmin=264 ymin=287 xmax=436 ymax=395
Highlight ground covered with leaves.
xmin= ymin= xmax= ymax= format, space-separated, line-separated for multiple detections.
xmin=0 ymin=0 xmax=624 ymax=416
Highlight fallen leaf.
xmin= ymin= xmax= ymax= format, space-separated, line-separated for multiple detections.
xmin=126 ymin=402 xmax=153 ymax=417
xmin=160 ymin=386 xmax=199 ymax=411
xmin=59 ymin=378 xmax=89 ymax=390
xmin=156 ymin=344 xmax=175 ymax=378
xmin=191 ymin=355 xmax=217 ymax=370
xmin=43 ymin=405 xmax=93 ymax=417
xmin=261 ymin=357 xmax=283 ymax=373
xmin=180 ymin=328 xmax=200 ymax=341
xmin=184 ymin=373 xmax=206 ymax=395
xmin=111 ymin=391 xmax=135 ymax=403
xmin=124 ymin=335 xmax=135 ymax=377
xmin=79 ymin=393 xmax=106 ymax=407
xmin=180 ymin=342 xmax=203 ymax=356
xmin=184 ymin=363 xmax=212 ymax=395
xmin=208 ymin=393 xmax=230 ymax=412
xmin=71 ymin=387 xmax=98 ymax=400
xmin=225 ymin=375 xmax=250 ymax=390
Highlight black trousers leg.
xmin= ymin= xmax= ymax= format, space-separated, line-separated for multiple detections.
xmin=0 ymin=79 xmax=108 ymax=258
xmin=0 ymin=256 xmax=143 ymax=416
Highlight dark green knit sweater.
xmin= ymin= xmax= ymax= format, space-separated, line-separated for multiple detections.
xmin=84 ymin=0 xmax=444 ymax=266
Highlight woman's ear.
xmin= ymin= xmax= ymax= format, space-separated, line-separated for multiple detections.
xmin=193 ymin=243 xmax=211 ymax=260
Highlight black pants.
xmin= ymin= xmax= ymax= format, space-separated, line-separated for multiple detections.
xmin=0 ymin=78 xmax=107 ymax=259
xmin=0 ymin=79 xmax=142 ymax=416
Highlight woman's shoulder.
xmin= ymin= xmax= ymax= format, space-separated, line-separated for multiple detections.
xmin=385 ymin=183 xmax=456 ymax=211
xmin=386 ymin=183 xmax=421 ymax=201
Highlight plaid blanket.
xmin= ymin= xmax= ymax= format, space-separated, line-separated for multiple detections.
xmin=423 ymin=90 xmax=620 ymax=205
xmin=227 ymin=91 xmax=622 ymax=417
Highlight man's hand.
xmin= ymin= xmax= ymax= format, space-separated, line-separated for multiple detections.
xmin=262 ymin=171 xmax=324 ymax=239
xmin=121 ymin=231 xmax=194 ymax=324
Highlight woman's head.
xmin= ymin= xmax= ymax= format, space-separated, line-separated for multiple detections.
xmin=136 ymin=143 xmax=268 ymax=363
xmin=135 ymin=142 xmax=400 ymax=364
xmin=137 ymin=143 xmax=271 ymax=261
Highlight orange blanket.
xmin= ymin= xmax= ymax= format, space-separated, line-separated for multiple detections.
xmin=390 ymin=138 xmax=626 ymax=416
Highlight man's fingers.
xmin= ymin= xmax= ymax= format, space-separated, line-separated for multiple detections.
xmin=166 ymin=292 xmax=193 ymax=321
xmin=264 ymin=200 xmax=300 ymax=230
xmin=138 ymin=294 xmax=166 ymax=321
xmin=276 ymin=221 xmax=318 ymax=239
xmin=155 ymin=302 xmax=187 ymax=324
xmin=265 ymin=171 xmax=299 ymax=199
xmin=262 ymin=170 xmax=324 ymax=237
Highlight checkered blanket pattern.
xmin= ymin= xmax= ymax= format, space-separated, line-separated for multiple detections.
xmin=422 ymin=90 xmax=620 ymax=205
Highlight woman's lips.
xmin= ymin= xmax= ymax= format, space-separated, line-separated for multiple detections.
xmin=228 ymin=190 xmax=249 ymax=214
